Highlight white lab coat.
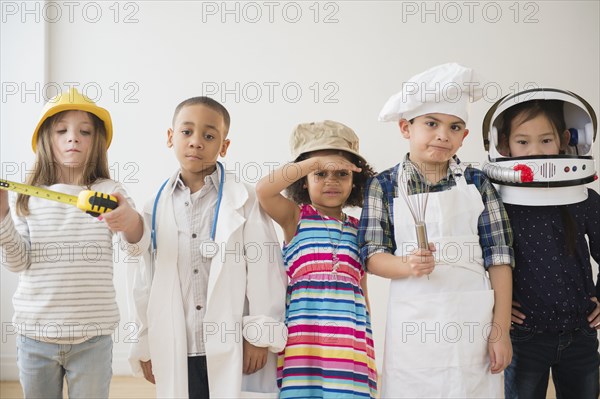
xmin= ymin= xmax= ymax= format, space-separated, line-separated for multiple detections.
xmin=129 ymin=169 xmax=288 ymax=398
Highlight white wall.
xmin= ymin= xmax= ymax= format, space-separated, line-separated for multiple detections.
xmin=1 ymin=2 xmax=47 ymax=379
xmin=1 ymin=0 xmax=599 ymax=380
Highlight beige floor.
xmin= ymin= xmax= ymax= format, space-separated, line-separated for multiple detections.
xmin=0 ymin=376 xmax=556 ymax=398
xmin=0 ymin=376 xmax=155 ymax=399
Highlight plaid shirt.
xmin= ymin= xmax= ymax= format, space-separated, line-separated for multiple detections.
xmin=358 ymin=154 xmax=514 ymax=270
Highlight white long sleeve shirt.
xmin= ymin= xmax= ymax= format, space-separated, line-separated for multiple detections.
xmin=172 ymin=170 xmax=219 ymax=356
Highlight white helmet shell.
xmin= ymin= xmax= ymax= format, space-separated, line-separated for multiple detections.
xmin=482 ymin=88 xmax=598 ymax=206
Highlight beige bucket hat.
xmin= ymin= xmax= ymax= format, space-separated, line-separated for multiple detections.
xmin=290 ymin=120 xmax=365 ymax=164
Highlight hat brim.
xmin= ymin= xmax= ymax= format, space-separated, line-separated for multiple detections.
xmin=31 ymin=103 xmax=113 ymax=152
xmin=293 ymin=145 xmax=367 ymax=166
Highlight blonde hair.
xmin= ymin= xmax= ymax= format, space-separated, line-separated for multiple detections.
xmin=16 ymin=111 xmax=111 ymax=216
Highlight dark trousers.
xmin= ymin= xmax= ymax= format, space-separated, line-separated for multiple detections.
xmin=188 ymin=356 xmax=210 ymax=399
xmin=505 ymin=326 xmax=600 ymax=399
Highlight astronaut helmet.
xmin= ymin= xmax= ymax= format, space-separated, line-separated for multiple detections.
xmin=482 ymin=88 xmax=598 ymax=206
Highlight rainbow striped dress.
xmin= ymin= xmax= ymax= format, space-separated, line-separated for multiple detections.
xmin=277 ymin=204 xmax=377 ymax=398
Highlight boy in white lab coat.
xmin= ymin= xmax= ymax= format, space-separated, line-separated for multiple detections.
xmin=129 ymin=97 xmax=288 ymax=398
xmin=358 ymin=63 xmax=514 ymax=398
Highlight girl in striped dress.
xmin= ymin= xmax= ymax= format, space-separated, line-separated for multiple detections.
xmin=0 ymin=89 xmax=146 ymax=399
xmin=256 ymin=120 xmax=377 ymax=398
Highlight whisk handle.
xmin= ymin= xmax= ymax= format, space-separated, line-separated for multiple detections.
xmin=415 ymin=222 xmax=428 ymax=250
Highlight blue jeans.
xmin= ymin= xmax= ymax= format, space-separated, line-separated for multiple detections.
xmin=16 ymin=334 xmax=113 ymax=399
xmin=505 ymin=326 xmax=600 ymax=399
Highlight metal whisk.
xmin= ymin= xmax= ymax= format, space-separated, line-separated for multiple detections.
xmin=398 ymin=170 xmax=430 ymax=277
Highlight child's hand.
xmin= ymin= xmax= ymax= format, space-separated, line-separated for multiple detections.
xmin=0 ymin=190 xmax=8 ymax=220
xmin=405 ymin=243 xmax=436 ymax=278
xmin=588 ymin=297 xmax=600 ymax=329
xmin=510 ymin=300 xmax=526 ymax=329
xmin=488 ymin=329 xmax=512 ymax=374
xmin=140 ymin=359 xmax=155 ymax=384
xmin=309 ymin=154 xmax=362 ymax=174
xmin=100 ymin=192 xmax=143 ymax=242
xmin=242 ymin=338 xmax=268 ymax=375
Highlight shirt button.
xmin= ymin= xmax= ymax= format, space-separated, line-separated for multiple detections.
xmin=562 ymin=302 xmax=568 ymax=306
xmin=185 ymin=201 xmax=190 ymax=206
xmin=547 ymin=235 xmax=553 ymax=240
xmin=196 ymin=305 xmax=202 ymax=310
xmin=193 ymin=269 xmax=199 ymax=274
xmin=192 ymin=233 xmax=197 ymax=238
xmin=557 ymin=278 xmax=562 ymax=283
xmin=552 ymin=256 xmax=557 ymax=261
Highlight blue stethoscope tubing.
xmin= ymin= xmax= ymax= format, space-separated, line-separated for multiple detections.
xmin=151 ymin=161 xmax=225 ymax=260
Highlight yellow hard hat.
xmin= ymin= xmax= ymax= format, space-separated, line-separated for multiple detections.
xmin=31 ymin=88 xmax=113 ymax=152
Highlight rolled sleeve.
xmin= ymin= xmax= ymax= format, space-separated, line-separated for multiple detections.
xmin=477 ymin=175 xmax=515 ymax=269
xmin=242 ymin=315 xmax=287 ymax=353
xmin=358 ymin=172 xmax=396 ymax=267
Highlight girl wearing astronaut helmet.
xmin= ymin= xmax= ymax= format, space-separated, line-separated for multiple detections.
xmin=483 ymin=88 xmax=597 ymax=205
xmin=483 ymin=89 xmax=600 ymax=399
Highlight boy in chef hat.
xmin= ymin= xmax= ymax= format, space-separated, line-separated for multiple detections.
xmin=358 ymin=62 xmax=515 ymax=398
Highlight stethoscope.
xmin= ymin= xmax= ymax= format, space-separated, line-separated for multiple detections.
xmin=151 ymin=161 xmax=225 ymax=268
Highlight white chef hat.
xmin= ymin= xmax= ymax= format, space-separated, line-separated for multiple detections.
xmin=379 ymin=62 xmax=485 ymax=123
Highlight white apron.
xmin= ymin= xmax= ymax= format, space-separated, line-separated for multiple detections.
xmin=381 ymin=163 xmax=503 ymax=398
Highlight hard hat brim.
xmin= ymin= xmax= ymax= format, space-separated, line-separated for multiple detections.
xmin=31 ymin=102 xmax=113 ymax=152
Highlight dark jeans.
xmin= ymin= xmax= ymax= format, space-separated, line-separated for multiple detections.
xmin=188 ymin=356 xmax=210 ymax=399
xmin=505 ymin=326 xmax=600 ymax=399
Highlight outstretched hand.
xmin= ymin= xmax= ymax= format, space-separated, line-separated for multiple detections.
xmin=100 ymin=192 xmax=143 ymax=242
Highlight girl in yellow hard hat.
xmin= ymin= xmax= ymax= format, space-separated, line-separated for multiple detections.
xmin=0 ymin=88 xmax=146 ymax=398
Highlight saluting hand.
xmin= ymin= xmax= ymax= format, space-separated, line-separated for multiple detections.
xmin=308 ymin=154 xmax=362 ymax=175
